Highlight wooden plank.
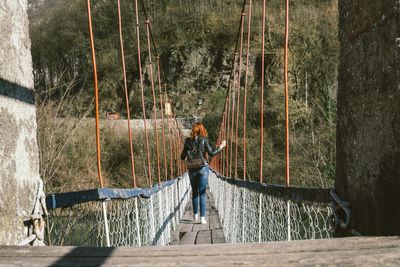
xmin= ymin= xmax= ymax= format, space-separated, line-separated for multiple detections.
xmin=0 ymin=251 xmax=399 ymax=267
xmin=208 ymin=214 xmax=221 ymax=230
xmin=177 ymin=222 xmax=193 ymax=233
xmin=169 ymin=231 xmax=180 ymax=246
xmin=196 ymin=230 xmax=212 ymax=244
xmin=192 ymin=222 xmax=209 ymax=231
xmin=177 ymin=213 xmax=194 ymax=233
xmin=180 ymin=213 xmax=194 ymax=222
xmin=179 ymin=231 xmax=197 ymax=245
xmin=211 ymin=229 xmax=226 ymax=244
xmin=0 ymin=237 xmax=400 ymax=266
xmin=0 ymin=237 xmax=398 ymax=256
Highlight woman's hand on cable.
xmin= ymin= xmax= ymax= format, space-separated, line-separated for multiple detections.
xmin=219 ymin=140 xmax=226 ymax=149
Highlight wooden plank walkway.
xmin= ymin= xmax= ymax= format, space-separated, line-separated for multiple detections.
xmin=170 ymin=188 xmax=226 ymax=245
xmin=1 ymin=237 xmax=400 ymax=266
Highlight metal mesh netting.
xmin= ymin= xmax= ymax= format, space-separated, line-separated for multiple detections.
xmin=209 ymin=172 xmax=334 ymax=243
xmin=47 ymin=174 xmax=190 ymax=246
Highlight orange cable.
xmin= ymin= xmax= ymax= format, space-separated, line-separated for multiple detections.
xmin=134 ymin=0 xmax=153 ymax=187
xmin=164 ymin=84 xmax=174 ymax=178
xmin=145 ymin=20 xmax=161 ymax=184
xmin=156 ymin=57 xmax=168 ymax=181
xmin=243 ymin=0 xmax=252 ymax=181
xmin=86 ymin=0 xmax=104 ymax=188
xmin=284 ymin=0 xmax=290 ymax=187
xmin=117 ymin=0 xmax=137 ymax=188
xmin=260 ymin=0 xmax=266 ymax=183
xmin=229 ymin=54 xmax=238 ymax=178
xmin=235 ymin=13 xmax=246 ymax=179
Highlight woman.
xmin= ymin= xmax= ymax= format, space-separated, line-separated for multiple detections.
xmin=180 ymin=122 xmax=226 ymax=224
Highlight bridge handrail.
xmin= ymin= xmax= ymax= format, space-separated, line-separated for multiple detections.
xmin=209 ymin=170 xmax=334 ymax=242
xmin=46 ymin=178 xmax=183 ymax=210
xmin=210 ymin=169 xmax=332 ymax=203
xmin=46 ymin=174 xmax=191 ymax=246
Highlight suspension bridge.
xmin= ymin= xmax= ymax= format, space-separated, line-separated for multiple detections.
xmin=1 ymin=0 xmax=400 ymax=265
xmin=35 ymin=0 xmax=335 ymax=247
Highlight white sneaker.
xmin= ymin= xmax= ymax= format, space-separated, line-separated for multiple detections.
xmin=193 ymin=213 xmax=199 ymax=221
xmin=200 ymin=216 xmax=207 ymax=224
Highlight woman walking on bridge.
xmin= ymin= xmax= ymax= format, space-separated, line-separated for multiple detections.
xmin=181 ymin=123 xmax=226 ymax=224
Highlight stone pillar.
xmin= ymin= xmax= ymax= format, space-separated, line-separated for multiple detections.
xmin=336 ymin=1 xmax=400 ymax=235
xmin=0 ymin=0 xmax=41 ymax=244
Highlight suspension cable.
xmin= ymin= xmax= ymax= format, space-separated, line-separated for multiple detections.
xmin=284 ymin=0 xmax=290 ymax=187
xmin=156 ymin=57 xmax=168 ymax=181
xmin=139 ymin=0 xmax=185 ymax=178
xmin=225 ymin=91 xmax=231 ymax=177
xmin=234 ymin=12 xmax=246 ymax=179
xmin=134 ymin=0 xmax=152 ymax=187
xmin=173 ymin=121 xmax=178 ymax=176
xmin=230 ymin=54 xmax=238 ymax=178
xmin=216 ymin=0 xmax=247 ymax=179
xmin=86 ymin=0 xmax=104 ymax=188
xmin=260 ymin=0 xmax=266 ymax=183
xmin=145 ymin=19 xmax=162 ymax=184
xmin=243 ymin=0 xmax=252 ymax=181
xmin=117 ymin=0 xmax=137 ymax=187
xmin=164 ymin=83 xmax=174 ymax=178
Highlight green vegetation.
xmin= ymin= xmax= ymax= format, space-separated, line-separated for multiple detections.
xmin=31 ymin=0 xmax=338 ymax=191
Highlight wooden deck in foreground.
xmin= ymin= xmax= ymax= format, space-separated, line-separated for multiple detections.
xmin=1 ymin=237 xmax=400 ymax=266
xmin=170 ymin=189 xmax=226 ymax=245
xmin=2 ymin=190 xmax=399 ymax=266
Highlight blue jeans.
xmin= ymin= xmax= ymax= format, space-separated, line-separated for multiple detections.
xmin=188 ymin=165 xmax=209 ymax=217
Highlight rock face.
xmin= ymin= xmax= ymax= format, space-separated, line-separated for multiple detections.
xmin=336 ymin=1 xmax=400 ymax=235
xmin=0 ymin=0 xmax=40 ymax=244
xmin=158 ymin=43 xmax=256 ymax=116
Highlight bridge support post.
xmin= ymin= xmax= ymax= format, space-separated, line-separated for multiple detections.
xmin=0 ymin=0 xmax=41 ymax=245
xmin=286 ymin=200 xmax=291 ymax=241
xmin=258 ymin=194 xmax=262 ymax=243
xmin=336 ymin=0 xmax=400 ymax=235
xmin=101 ymin=201 xmax=111 ymax=247
xmin=134 ymin=198 xmax=141 ymax=246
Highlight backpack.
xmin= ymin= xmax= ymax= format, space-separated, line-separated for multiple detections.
xmin=186 ymin=137 xmax=207 ymax=169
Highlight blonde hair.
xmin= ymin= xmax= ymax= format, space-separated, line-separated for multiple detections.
xmin=190 ymin=123 xmax=208 ymax=139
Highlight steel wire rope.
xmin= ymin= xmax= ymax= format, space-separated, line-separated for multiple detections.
xmin=173 ymin=119 xmax=180 ymax=175
xmin=218 ymin=116 xmax=225 ymax=172
xmin=230 ymin=54 xmax=238 ymax=178
xmin=139 ymin=0 xmax=186 ymax=178
xmin=86 ymin=0 xmax=104 ymax=188
xmin=156 ymin=57 xmax=168 ymax=181
xmin=139 ymin=0 xmax=173 ymax=181
xmin=117 ymin=0 xmax=137 ymax=187
xmin=234 ymin=12 xmax=246 ymax=179
xmin=164 ymin=84 xmax=174 ymax=178
xmin=215 ymin=0 xmax=247 ymax=178
xmin=284 ymin=0 xmax=290 ymax=186
xmin=133 ymin=0 xmax=152 ymax=187
xmin=242 ymin=0 xmax=253 ymax=181
xmin=139 ymin=0 xmax=185 ymax=157
xmin=260 ymin=0 xmax=266 ymax=183
xmin=144 ymin=19 xmax=162 ymax=184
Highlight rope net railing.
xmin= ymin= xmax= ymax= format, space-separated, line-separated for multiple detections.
xmin=46 ymin=173 xmax=190 ymax=246
xmin=209 ymin=170 xmax=334 ymax=243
